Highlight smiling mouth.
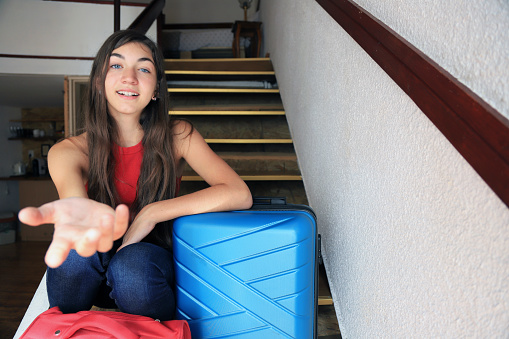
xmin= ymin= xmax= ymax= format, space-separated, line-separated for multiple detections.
xmin=117 ymin=90 xmax=139 ymax=97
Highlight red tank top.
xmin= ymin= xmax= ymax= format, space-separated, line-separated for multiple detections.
xmin=113 ymin=141 xmax=181 ymax=209
xmin=113 ymin=141 xmax=143 ymax=208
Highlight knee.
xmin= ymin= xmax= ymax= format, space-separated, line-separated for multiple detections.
xmin=46 ymin=250 xmax=103 ymax=312
xmin=111 ymin=242 xmax=162 ymax=264
xmin=107 ymin=242 xmax=173 ymax=288
xmin=47 ymin=250 xmax=99 ymax=280
xmin=106 ymin=243 xmax=175 ymax=320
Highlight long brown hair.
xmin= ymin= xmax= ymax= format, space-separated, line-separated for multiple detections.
xmin=85 ymin=30 xmax=179 ymax=248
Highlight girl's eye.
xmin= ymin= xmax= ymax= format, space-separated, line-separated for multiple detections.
xmin=110 ymin=64 xmax=122 ymax=69
xmin=140 ymin=68 xmax=150 ymax=73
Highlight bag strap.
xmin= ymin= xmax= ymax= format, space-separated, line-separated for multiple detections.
xmin=61 ymin=314 xmax=139 ymax=339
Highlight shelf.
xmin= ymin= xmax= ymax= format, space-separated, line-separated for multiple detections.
xmin=170 ymin=110 xmax=285 ymax=116
xmin=8 ymin=137 xmax=60 ymax=141
xmin=10 ymin=119 xmax=63 ymax=123
xmin=0 ymin=176 xmax=52 ymax=181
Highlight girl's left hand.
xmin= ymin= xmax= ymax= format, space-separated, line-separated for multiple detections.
xmin=117 ymin=204 xmax=157 ymax=252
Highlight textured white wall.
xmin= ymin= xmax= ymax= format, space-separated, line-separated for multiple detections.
xmin=261 ymin=0 xmax=509 ymax=337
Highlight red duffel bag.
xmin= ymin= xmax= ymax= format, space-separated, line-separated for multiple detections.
xmin=19 ymin=306 xmax=191 ymax=339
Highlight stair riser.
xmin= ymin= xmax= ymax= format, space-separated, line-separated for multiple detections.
xmin=188 ymin=116 xmax=291 ymax=139
xmin=182 ymin=157 xmax=301 ymax=176
xmin=165 ymin=58 xmax=273 ymax=72
xmin=179 ymin=181 xmax=308 ymax=205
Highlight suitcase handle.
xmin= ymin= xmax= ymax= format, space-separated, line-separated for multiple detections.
xmin=251 ymin=197 xmax=316 ymax=219
xmin=252 ymin=196 xmax=287 ymax=205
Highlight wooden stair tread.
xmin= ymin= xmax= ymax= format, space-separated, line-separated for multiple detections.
xmin=182 ymin=175 xmax=302 ymax=181
xmin=318 ymin=264 xmax=334 ymax=306
xmin=170 ymin=110 xmax=285 ymax=116
xmin=215 ymin=152 xmax=297 ymax=160
xmin=170 ymin=104 xmax=284 ymax=111
xmin=205 ymin=139 xmax=293 ymax=144
xmin=167 ymin=74 xmax=276 ymax=82
xmin=165 ymin=58 xmax=273 ymax=72
xmin=166 ymin=70 xmax=275 ymax=75
xmin=168 ymin=88 xmax=280 ymax=93
xmin=167 ymin=57 xmax=309 ymax=204
xmin=167 ymin=79 xmax=277 ymax=89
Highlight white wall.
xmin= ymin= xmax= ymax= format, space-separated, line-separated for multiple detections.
xmin=261 ymin=0 xmax=509 ymax=337
xmin=164 ymin=0 xmax=259 ymax=23
xmin=0 ymin=0 xmax=156 ymax=76
xmin=0 ymin=107 xmax=22 ymax=177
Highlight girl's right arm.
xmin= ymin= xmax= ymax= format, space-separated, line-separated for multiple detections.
xmin=18 ymin=136 xmax=129 ymax=268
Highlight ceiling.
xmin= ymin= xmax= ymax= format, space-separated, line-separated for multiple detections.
xmin=0 ymin=74 xmax=66 ymax=108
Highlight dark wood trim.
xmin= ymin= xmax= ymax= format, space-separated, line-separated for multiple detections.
xmin=157 ymin=13 xmax=163 ymax=46
xmin=163 ymin=23 xmax=233 ymax=30
xmin=316 ymin=0 xmax=509 ymax=207
xmin=43 ymin=0 xmax=148 ymax=7
xmin=128 ymin=0 xmax=165 ymax=33
xmin=0 ymin=54 xmax=94 ymax=61
xmin=114 ymin=0 xmax=121 ymax=31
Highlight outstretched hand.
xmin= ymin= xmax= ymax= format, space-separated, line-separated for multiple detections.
xmin=18 ymin=197 xmax=129 ymax=268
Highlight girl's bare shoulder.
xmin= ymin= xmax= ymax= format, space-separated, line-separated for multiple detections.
xmin=171 ymin=119 xmax=196 ymax=161
xmin=49 ymin=133 xmax=88 ymax=164
xmin=171 ymin=119 xmax=193 ymax=138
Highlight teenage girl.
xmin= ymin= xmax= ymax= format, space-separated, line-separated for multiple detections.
xmin=18 ymin=29 xmax=253 ymax=321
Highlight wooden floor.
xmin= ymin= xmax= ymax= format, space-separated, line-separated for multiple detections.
xmin=0 ymin=241 xmax=341 ymax=338
xmin=0 ymin=241 xmax=50 ymax=338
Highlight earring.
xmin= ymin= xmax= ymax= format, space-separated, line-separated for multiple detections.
xmin=152 ymin=96 xmax=157 ymax=101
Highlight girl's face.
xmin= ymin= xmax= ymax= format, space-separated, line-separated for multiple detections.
xmin=104 ymin=42 xmax=157 ymax=120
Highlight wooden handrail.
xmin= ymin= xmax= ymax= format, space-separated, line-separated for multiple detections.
xmin=317 ymin=0 xmax=509 ymax=207
xmin=128 ymin=0 xmax=165 ymax=33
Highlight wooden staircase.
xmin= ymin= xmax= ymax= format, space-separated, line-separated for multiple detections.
xmin=165 ymin=57 xmax=333 ymax=306
xmin=165 ymin=58 xmax=308 ymax=205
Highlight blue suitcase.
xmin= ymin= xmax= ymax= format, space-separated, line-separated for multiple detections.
xmin=172 ymin=197 xmax=319 ymax=338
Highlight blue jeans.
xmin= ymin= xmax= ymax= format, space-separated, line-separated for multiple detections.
xmin=47 ymin=242 xmax=175 ymax=320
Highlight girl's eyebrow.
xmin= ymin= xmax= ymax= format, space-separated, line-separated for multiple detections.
xmin=110 ymin=53 xmax=155 ymax=65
